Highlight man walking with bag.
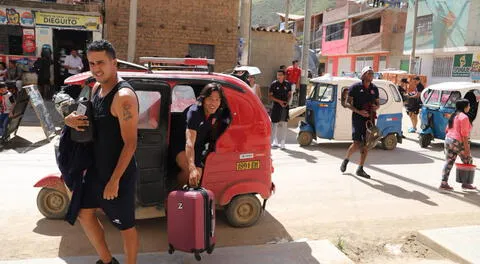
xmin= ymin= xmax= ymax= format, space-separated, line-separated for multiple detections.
xmin=64 ymin=40 xmax=139 ymax=264
xmin=340 ymin=66 xmax=379 ymax=179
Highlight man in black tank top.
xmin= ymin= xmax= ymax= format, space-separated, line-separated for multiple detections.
xmin=65 ymin=40 xmax=139 ymax=264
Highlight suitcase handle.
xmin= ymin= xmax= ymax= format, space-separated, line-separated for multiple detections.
xmin=182 ymin=184 xmax=203 ymax=191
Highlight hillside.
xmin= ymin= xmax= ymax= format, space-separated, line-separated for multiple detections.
xmin=252 ymin=0 xmax=336 ymax=27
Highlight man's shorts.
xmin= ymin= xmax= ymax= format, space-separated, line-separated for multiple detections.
xmin=352 ymin=117 xmax=367 ymax=143
xmin=406 ymin=108 xmax=420 ymax=115
xmin=81 ymin=170 xmax=137 ymax=230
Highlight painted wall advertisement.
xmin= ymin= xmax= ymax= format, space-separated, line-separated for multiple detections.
xmin=452 ymin=53 xmax=472 ymax=77
xmin=34 ymin=12 xmax=101 ymax=31
xmin=471 ymin=53 xmax=480 ymax=81
xmin=0 ymin=8 xmax=35 ymax=27
xmin=404 ymin=0 xmax=469 ymax=52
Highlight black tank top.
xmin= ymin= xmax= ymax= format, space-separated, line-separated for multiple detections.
xmin=92 ymin=81 xmax=137 ymax=183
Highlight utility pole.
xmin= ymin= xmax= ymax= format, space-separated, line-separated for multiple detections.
xmin=127 ymin=0 xmax=138 ymax=62
xmin=299 ymin=0 xmax=312 ymax=106
xmin=239 ymin=0 xmax=252 ymax=66
xmin=284 ymin=0 xmax=290 ymax=30
xmin=409 ymin=0 xmax=419 ymax=74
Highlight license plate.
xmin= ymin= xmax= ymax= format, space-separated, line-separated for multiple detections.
xmin=236 ymin=160 xmax=260 ymax=171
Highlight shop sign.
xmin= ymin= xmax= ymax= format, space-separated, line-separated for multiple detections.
xmin=471 ymin=53 xmax=480 ymax=81
xmin=35 ymin=12 xmax=100 ymax=31
xmin=452 ymin=54 xmax=473 ymax=77
xmin=0 ymin=8 xmax=34 ymax=27
xmin=22 ymin=29 xmax=36 ymax=54
xmin=19 ymin=9 xmax=34 ymax=27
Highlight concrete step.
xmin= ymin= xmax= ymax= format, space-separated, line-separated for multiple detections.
xmin=417 ymin=225 xmax=480 ymax=264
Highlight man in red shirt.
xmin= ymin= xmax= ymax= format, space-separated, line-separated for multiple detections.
xmin=285 ymin=60 xmax=301 ymax=106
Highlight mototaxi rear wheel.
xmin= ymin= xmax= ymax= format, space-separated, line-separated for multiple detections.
xmin=36 ymin=187 xmax=69 ymax=219
xmin=297 ymin=131 xmax=313 ymax=146
xmin=225 ymin=194 xmax=262 ymax=228
xmin=419 ymin=134 xmax=432 ymax=148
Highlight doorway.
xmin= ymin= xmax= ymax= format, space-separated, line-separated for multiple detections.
xmin=52 ymin=29 xmax=92 ymax=89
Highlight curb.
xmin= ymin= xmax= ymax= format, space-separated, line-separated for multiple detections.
xmin=0 ymin=240 xmax=354 ymax=264
xmin=416 ymin=226 xmax=480 ymax=264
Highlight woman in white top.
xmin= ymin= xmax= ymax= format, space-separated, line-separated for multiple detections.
xmin=247 ymin=75 xmax=262 ymax=100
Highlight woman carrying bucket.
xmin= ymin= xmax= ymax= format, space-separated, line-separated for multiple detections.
xmin=440 ymin=99 xmax=477 ymax=192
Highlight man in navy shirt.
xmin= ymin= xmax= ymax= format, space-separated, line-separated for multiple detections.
xmin=340 ymin=66 xmax=379 ymax=178
xmin=269 ymin=70 xmax=291 ymax=149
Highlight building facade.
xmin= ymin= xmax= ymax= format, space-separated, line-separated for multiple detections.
xmin=249 ymin=27 xmax=296 ymax=93
xmin=104 ymin=0 xmax=239 ymax=72
xmin=403 ymin=0 xmax=480 ymax=84
xmin=0 ymin=0 xmax=103 ymax=86
xmin=322 ymin=2 xmax=408 ymax=76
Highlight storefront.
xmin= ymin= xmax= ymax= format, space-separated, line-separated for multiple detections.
xmin=0 ymin=7 xmax=37 ymax=83
xmin=34 ymin=11 xmax=102 ymax=87
xmin=0 ymin=7 xmax=102 ymax=86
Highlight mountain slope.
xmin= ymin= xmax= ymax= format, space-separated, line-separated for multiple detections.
xmin=252 ymin=0 xmax=336 ymax=27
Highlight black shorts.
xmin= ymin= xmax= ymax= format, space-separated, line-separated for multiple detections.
xmin=352 ymin=118 xmax=367 ymax=142
xmin=195 ymin=146 xmax=209 ymax=168
xmin=81 ymin=170 xmax=137 ymax=230
xmin=270 ymin=103 xmax=289 ymax=123
xmin=406 ymin=108 xmax=420 ymax=115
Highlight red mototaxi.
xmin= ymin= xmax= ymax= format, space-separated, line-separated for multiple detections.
xmin=34 ymin=58 xmax=275 ymax=227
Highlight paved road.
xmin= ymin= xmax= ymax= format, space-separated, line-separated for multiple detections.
xmin=1 ymin=113 xmax=479 ymax=263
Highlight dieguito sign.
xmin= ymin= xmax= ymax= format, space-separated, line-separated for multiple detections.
xmin=34 ymin=12 xmax=100 ymax=31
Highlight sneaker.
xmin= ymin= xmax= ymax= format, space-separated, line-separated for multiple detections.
xmin=271 ymin=142 xmax=279 ymax=148
xmin=356 ymin=168 xmax=371 ymax=179
xmin=439 ymin=183 xmax=454 ymax=192
xmin=340 ymin=159 xmax=349 ymax=172
xmin=280 ymin=140 xmax=286 ymax=149
xmin=461 ymin=184 xmax=477 ymax=191
xmin=96 ymin=258 xmax=119 ymax=264
xmin=408 ymin=127 xmax=416 ymax=133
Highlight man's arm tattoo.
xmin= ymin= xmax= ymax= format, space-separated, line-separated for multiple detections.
xmin=122 ymin=102 xmax=133 ymax=121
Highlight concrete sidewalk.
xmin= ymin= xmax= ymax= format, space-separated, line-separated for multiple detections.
xmin=0 ymin=240 xmax=353 ymax=264
xmin=418 ymin=225 xmax=480 ymax=264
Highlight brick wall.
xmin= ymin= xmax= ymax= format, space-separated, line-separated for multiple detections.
xmin=105 ymin=0 xmax=239 ymax=72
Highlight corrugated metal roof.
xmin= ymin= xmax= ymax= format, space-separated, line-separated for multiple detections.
xmin=251 ymin=26 xmax=293 ymax=34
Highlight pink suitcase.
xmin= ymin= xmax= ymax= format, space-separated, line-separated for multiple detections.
xmin=167 ymin=187 xmax=216 ymax=261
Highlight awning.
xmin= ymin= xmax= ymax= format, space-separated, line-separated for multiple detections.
xmin=324 ymin=51 xmax=390 ymax=57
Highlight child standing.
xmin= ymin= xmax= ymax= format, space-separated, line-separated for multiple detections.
xmin=0 ymin=82 xmax=15 ymax=138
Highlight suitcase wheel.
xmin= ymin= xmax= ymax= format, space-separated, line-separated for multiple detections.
xmin=194 ymin=252 xmax=201 ymax=261
xmin=168 ymin=244 xmax=174 ymax=254
xmin=207 ymin=244 xmax=215 ymax=254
